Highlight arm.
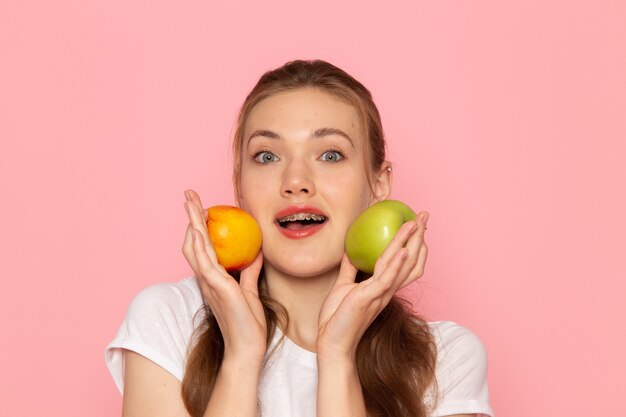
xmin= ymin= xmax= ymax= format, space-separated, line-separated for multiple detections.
xmin=316 ymin=359 xmax=477 ymax=417
xmin=317 ymin=357 xmax=476 ymax=417
xmin=122 ymin=350 xmax=189 ymax=417
xmin=202 ymin=357 xmax=263 ymax=417
xmin=316 ymin=355 xmax=366 ymax=417
xmin=119 ymin=190 xmax=267 ymax=417
xmin=316 ymin=352 xmax=478 ymax=417
xmin=316 ymin=216 xmax=429 ymax=417
xmin=122 ymin=351 xmax=263 ymax=417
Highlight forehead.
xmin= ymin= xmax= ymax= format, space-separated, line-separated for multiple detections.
xmin=244 ymin=88 xmax=364 ymax=144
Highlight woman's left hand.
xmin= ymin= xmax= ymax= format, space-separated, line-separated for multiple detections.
xmin=316 ymin=212 xmax=429 ymax=361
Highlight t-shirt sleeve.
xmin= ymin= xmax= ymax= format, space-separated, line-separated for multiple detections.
xmin=104 ymin=278 xmax=204 ymax=395
xmin=427 ymin=321 xmax=495 ymax=417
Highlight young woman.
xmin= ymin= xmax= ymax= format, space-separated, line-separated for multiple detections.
xmin=105 ymin=59 xmax=494 ymax=417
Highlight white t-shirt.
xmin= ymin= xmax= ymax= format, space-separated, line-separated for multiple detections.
xmin=105 ymin=277 xmax=494 ymax=417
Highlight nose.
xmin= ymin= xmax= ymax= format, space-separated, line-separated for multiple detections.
xmin=281 ymin=160 xmax=315 ymax=197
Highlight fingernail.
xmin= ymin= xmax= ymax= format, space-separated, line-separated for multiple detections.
xmin=184 ymin=202 xmax=190 ymax=214
xmin=422 ymin=212 xmax=429 ymax=225
xmin=184 ymin=191 xmax=191 ymax=201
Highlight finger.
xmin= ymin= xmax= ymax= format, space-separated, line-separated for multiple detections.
xmin=359 ymin=247 xmax=408 ymax=305
xmin=182 ymin=222 xmax=201 ymax=276
xmin=192 ymin=229 xmax=224 ymax=286
xmin=394 ymin=213 xmax=428 ymax=285
xmin=399 ymin=242 xmax=428 ymax=290
xmin=185 ymin=189 xmax=207 ymax=221
xmin=183 ymin=202 xmax=213 ymax=271
xmin=335 ymin=253 xmax=359 ymax=286
xmin=184 ymin=188 xmax=209 ymax=231
xmin=182 ymin=190 xmax=208 ymax=273
xmin=239 ymin=251 xmax=266 ymax=323
xmin=185 ymin=200 xmax=218 ymax=265
xmin=372 ymin=221 xmax=418 ymax=277
xmin=240 ymin=251 xmax=264 ymax=297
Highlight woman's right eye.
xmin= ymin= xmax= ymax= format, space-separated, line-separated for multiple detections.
xmin=254 ymin=151 xmax=280 ymax=164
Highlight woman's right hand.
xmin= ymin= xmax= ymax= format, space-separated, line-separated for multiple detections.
xmin=181 ymin=189 xmax=267 ymax=366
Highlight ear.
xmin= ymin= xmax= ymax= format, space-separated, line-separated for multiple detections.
xmin=369 ymin=161 xmax=392 ymax=204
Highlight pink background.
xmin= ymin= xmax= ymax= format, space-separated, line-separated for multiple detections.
xmin=1 ymin=0 xmax=624 ymax=416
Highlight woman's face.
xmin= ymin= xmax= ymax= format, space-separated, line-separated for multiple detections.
xmin=239 ymin=87 xmax=378 ymax=277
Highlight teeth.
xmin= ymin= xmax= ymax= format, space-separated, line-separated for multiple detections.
xmin=278 ymin=213 xmax=326 ymax=222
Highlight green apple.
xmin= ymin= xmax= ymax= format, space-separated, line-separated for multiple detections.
xmin=345 ymin=200 xmax=417 ymax=274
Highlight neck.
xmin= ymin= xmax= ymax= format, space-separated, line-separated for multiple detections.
xmin=262 ymin=263 xmax=340 ymax=352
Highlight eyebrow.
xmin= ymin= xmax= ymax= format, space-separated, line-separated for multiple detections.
xmin=247 ymin=127 xmax=354 ymax=148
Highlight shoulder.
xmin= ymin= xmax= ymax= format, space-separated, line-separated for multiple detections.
xmin=428 ymin=321 xmax=488 ymax=365
xmin=426 ymin=321 xmax=494 ymax=417
xmin=105 ymin=277 xmax=205 ymax=394
xmin=123 ymin=276 xmax=207 ymax=353
xmin=127 ymin=276 xmax=204 ymax=323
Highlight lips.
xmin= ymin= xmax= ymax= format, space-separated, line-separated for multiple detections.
xmin=274 ymin=205 xmax=327 ymax=220
xmin=274 ymin=204 xmax=328 ymax=240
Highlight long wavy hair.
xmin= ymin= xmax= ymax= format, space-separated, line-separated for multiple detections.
xmin=181 ymin=59 xmax=438 ymax=417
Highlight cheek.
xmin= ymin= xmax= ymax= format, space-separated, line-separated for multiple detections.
xmin=321 ymin=171 xmax=371 ymax=219
xmin=238 ymin=170 xmax=273 ymax=212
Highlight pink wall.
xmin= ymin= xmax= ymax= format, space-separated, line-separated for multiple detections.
xmin=1 ymin=1 xmax=624 ymax=416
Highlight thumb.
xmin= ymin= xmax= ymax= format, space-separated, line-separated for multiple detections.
xmin=239 ymin=251 xmax=264 ymax=297
xmin=335 ymin=253 xmax=358 ymax=286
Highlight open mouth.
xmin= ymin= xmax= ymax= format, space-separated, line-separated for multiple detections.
xmin=276 ymin=213 xmax=328 ymax=230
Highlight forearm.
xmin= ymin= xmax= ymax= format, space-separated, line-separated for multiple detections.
xmin=203 ymin=358 xmax=261 ymax=417
xmin=316 ymin=356 xmax=366 ymax=417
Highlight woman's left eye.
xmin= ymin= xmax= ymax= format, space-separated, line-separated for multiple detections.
xmin=319 ymin=150 xmax=344 ymax=162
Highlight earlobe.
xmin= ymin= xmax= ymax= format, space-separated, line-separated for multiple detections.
xmin=370 ymin=163 xmax=392 ymax=203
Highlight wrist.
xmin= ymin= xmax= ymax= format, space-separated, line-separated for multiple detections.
xmin=316 ymin=350 xmax=357 ymax=369
xmin=221 ymin=355 xmax=264 ymax=376
xmin=316 ymin=343 xmax=357 ymax=365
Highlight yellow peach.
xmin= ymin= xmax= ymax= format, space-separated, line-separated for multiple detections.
xmin=206 ymin=205 xmax=262 ymax=271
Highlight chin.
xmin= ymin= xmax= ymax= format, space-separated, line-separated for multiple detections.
xmin=270 ymin=254 xmax=341 ymax=278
